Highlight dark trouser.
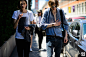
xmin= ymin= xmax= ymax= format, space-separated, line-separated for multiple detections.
xmin=46 ymin=36 xmax=63 ymax=57
xmin=38 ymin=29 xmax=43 ymax=49
xmin=35 ymin=26 xmax=43 ymax=49
xmin=15 ymin=38 xmax=30 ymax=57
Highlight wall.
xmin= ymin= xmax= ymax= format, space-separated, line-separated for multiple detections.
xmin=0 ymin=34 xmax=16 ymax=57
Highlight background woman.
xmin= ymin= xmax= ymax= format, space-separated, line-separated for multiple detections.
xmin=35 ymin=10 xmax=43 ymax=51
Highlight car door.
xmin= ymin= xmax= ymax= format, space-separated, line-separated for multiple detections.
xmin=69 ymin=22 xmax=80 ymax=48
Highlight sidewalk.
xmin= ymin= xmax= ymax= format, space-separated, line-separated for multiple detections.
xmin=10 ymin=34 xmax=63 ymax=57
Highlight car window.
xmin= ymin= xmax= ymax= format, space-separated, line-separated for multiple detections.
xmin=83 ymin=23 xmax=86 ymax=40
xmin=75 ymin=22 xmax=80 ymax=30
xmin=74 ymin=19 xmax=81 ymax=21
xmin=68 ymin=18 xmax=72 ymax=22
xmin=69 ymin=22 xmax=75 ymax=33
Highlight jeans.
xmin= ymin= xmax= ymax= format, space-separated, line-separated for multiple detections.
xmin=46 ymin=36 xmax=63 ymax=57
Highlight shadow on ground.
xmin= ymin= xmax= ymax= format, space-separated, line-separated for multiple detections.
xmin=10 ymin=36 xmax=43 ymax=57
xmin=29 ymin=37 xmax=41 ymax=57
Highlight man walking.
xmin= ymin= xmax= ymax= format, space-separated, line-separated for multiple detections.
xmin=41 ymin=0 xmax=69 ymax=57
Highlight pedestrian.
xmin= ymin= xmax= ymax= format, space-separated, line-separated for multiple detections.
xmin=35 ymin=10 xmax=43 ymax=51
xmin=12 ymin=0 xmax=34 ymax=57
xmin=40 ymin=0 xmax=69 ymax=57
xmin=30 ymin=16 xmax=36 ymax=52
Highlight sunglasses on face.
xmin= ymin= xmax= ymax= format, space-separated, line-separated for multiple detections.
xmin=51 ymin=2 xmax=54 ymax=5
xmin=51 ymin=6 xmax=57 ymax=8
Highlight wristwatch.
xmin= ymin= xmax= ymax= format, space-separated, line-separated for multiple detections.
xmin=52 ymin=24 xmax=54 ymax=27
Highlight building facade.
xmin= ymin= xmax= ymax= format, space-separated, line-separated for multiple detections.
xmin=42 ymin=0 xmax=86 ymax=18
xmin=59 ymin=0 xmax=86 ymax=18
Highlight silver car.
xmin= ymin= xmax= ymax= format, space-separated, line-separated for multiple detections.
xmin=65 ymin=19 xmax=86 ymax=57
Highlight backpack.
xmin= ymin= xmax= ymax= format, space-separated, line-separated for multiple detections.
xmin=60 ymin=9 xmax=69 ymax=47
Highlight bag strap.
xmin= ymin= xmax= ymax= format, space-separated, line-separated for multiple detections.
xmin=60 ymin=9 xmax=65 ymax=30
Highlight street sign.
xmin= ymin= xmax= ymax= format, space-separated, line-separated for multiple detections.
xmin=35 ymin=0 xmax=38 ymax=9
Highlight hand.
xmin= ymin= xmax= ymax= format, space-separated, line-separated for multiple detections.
xmin=18 ymin=13 xmax=23 ymax=20
xmin=64 ymin=37 xmax=68 ymax=43
xmin=54 ymin=19 xmax=61 ymax=26
xmin=25 ymin=26 xmax=31 ymax=30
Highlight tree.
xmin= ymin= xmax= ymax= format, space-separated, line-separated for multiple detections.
xmin=0 ymin=0 xmax=32 ymax=47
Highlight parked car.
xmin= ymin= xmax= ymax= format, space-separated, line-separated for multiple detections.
xmin=80 ymin=16 xmax=86 ymax=19
xmin=67 ymin=17 xmax=85 ymax=22
xmin=65 ymin=19 xmax=86 ymax=57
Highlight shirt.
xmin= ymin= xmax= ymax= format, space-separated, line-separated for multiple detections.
xmin=40 ymin=8 xmax=69 ymax=37
xmin=12 ymin=10 xmax=34 ymax=39
xmin=35 ymin=16 xmax=42 ymax=27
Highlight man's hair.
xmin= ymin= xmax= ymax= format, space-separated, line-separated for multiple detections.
xmin=48 ymin=0 xmax=59 ymax=8
xmin=17 ymin=0 xmax=27 ymax=9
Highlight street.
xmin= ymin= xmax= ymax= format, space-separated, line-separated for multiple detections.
xmin=1 ymin=0 xmax=86 ymax=57
xmin=10 ymin=34 xmax=64 ymax=57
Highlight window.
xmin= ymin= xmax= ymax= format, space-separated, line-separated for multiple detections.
xmin=68 ymin=18 xmax=72 ymax=22
xmin=79 ymin=4 xmax=81 ymax=13
xmin=82 ymin=3 xmax=83 ymax=13
xmin=83 ymin=23 xmax=86 ymax=40
xmin=75 ymin=23 xmax=80 ymax=31
xmin=73 ymin=6 xmax=75 ymax=12
xmin=77 ymin=5 xmax=78 ymax=13
xmin=69 ymin=22 xmax=76 ymax=33
xmin=85 ymin=2 xmax=86 ymax=13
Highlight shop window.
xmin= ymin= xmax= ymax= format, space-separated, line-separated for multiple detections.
xmin=82 ymin=3 xmax=83 ymax=13
xmin=73 ymin=6 xmax=75 ymax=12
xmin=85 ymin=2 xmax=86 ymax=13
xmin=79 ymin=4 xmax=81 ymax=13
xmin=77 ymin=5 xmax=78 ymax=13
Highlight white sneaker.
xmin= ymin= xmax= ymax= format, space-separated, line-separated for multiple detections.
xmin=39 ymin=49 xmax=43 ymax=52
xmin=30 ymin=48 xmax=32 ymax=52
xmin=39 ymin=49 xmax=41 ymax=52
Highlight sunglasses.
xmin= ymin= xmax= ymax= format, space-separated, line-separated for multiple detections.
xmin=51 ymin=2 xmax=54 ymax=5
xmin=51 ymin=6 xmax=57 ymax=8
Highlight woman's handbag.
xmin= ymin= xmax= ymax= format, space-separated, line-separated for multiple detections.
xmin=60 ymin=9 xmax=69 ymax=47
